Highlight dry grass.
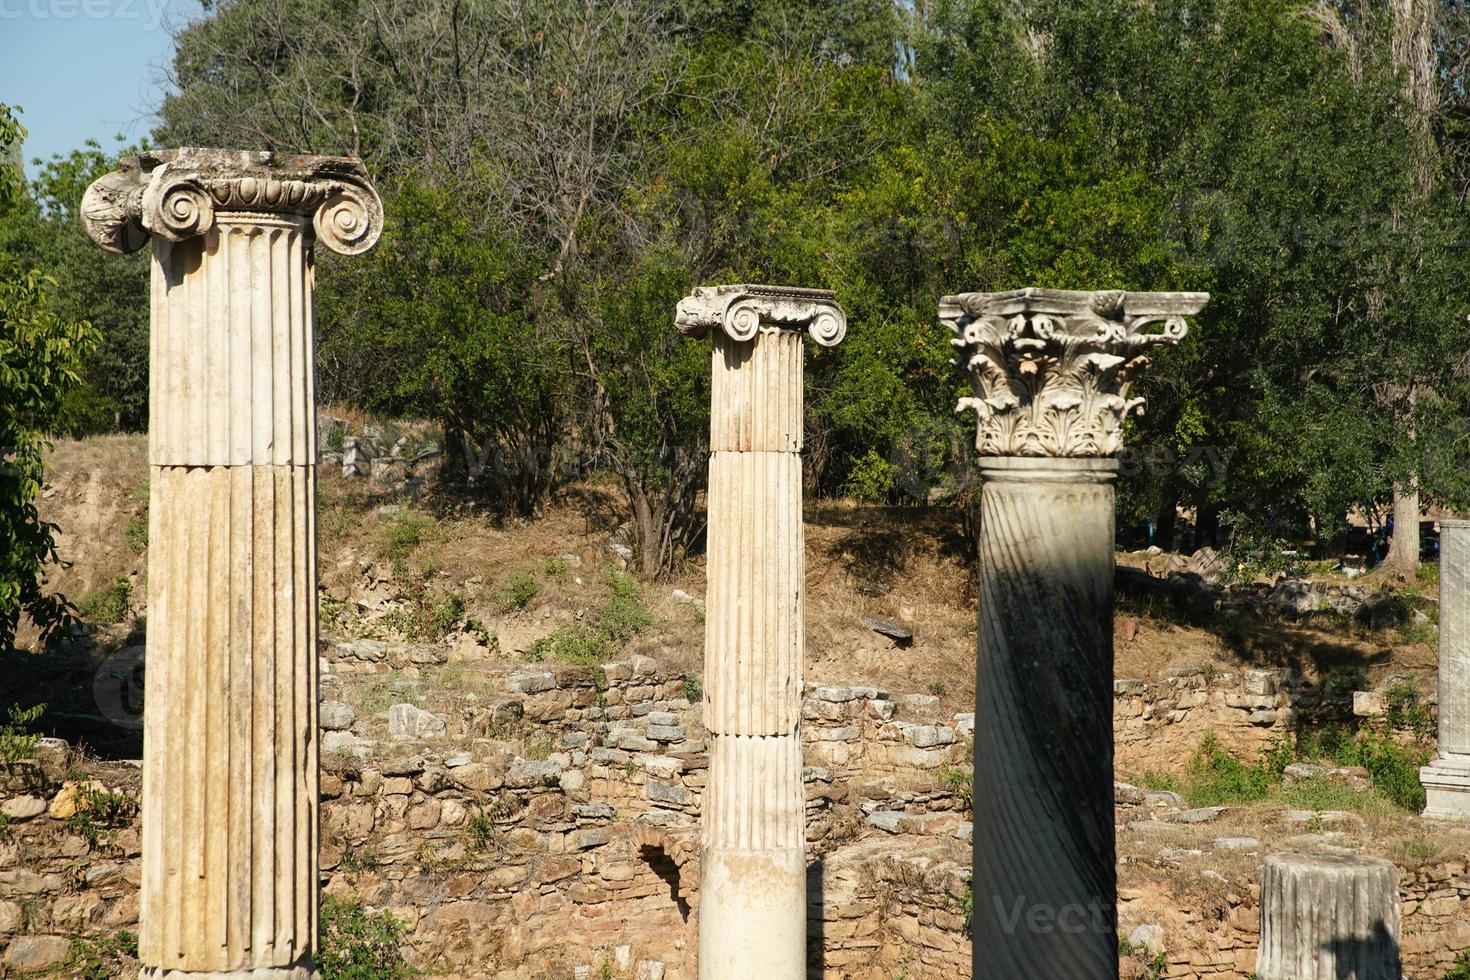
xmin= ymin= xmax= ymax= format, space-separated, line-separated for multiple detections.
xmin=28 ymin=433 xmax=1446 ymax=714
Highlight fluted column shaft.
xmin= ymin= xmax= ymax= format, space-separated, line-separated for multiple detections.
xmin=973 ymin=457 xmax=1118 ymax=977
xmin=1422 ymin=520 xmax=1470 ymax=819
xmin=701 ymin=328 xmax=807 ymax=980
xmin=1257 ymin=853 xmax=1400 ymax=980
xmin=943 ymin=287 xmax=1208 ymax=979
xmin=82 ymin=149 xmax=382 ymax=980
xmin=676 ymin=284 xmax=845 ymax=980
xmin=142 ymin=216 xmax=319 ymax=979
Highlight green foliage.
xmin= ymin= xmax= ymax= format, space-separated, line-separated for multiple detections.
xmin=44 ymin=0 xmax=1470 ymax=571
xmin=1395 ymin=838 xmax=1438 ymax=864
xmin=1383 ymin=681 xmax=1437 ymax=740
xmin=1445 ymin=950 xmax=1470 ymax=980
xmin=0 ymin=702 xmax=44 ymax=766
xmin=318 ymin=176 xmax=566 ymax=514
xmin=683 ymin=674 xmax=703 ymax=704
xmin=123 ymin=516 xmax=148 ymax=554
xmin=465 ymin=806 xmax=497 ymax=852
xmin=76 ymin=576 xmax=133 ymax=625
xmin=340 ymin=846 xmax=382 ymax=874
xmin=63 ymin=782 xmax=136 ymax=844
xmin=598 ymin=568 xmax=653 ymax=644
xmin=64 ymin=930 xmax=138 ymax=979
xmin=1182 ymin=734 xmax=1292 ymax=807
xmin=380 ymin=586 xmax=466 ymax=643
xmin=494 ymin=570 xmax=540 ymax=613
xmin=319 ymin=895 xmax=415 ymax=980
xmin=940 ymin=742 xmax=974 ymax=815
xmin=538 ymin=556 xmax=570 ymax=583
xmin=382 ymin=512 xmax=434 ymax=578
xmin=1176 ymin=727 xmax=1432 ymax=814
xmin=1118 ymin=936 xmax=1167 ymax=980
xmin=845 ymin=449 xmax=899 ymax=503
xmin=0 ymin=105 xmax=100 ymax=648
xmin=1220 ymin=510 xmax=1301 ymax=584
xmin=525 ymin=567 xmax=652 ymax=666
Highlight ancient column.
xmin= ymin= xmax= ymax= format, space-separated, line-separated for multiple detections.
xmin=1422 ymin=519 xmax=1470 ymax=819
xmin=1257 ymin=853 xmax=1401 ymax=980
xmin=943 ymin=288 xmax=1208 ymax=978
xmin=675 ymin=284 xmax=846 ymax=980
xmin=82 ymin=149 xmax=382 ymax=978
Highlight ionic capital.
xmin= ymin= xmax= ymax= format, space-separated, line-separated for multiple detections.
xmin=675 ymin=283 xmax=846 ymax=347
xmin=81 ymin=147 xmax=383 ymax=256
xmin=942 ymin=287 xmax=1208 ymax=458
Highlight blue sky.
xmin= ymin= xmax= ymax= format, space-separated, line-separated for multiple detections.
xmin=0 ymin=0 xmax=202 ymax=176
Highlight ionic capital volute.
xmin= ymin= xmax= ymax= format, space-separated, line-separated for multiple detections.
xmin=676 ymin=283 xmax=846 ymax=347
xmin=82 ymin=147 xmax=383 ymax=256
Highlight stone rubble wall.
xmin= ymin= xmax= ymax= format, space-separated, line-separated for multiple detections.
xmin=0 ymin=645 xmax=972 ymax=978
xmin=3 ymin=654 xmax=1464 ymax=978
xmin=1113 ymin=665 xmax=1417 ymax=775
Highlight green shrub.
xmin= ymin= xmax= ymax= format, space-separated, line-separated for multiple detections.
xmin=683 ymin=674 xmax=703 ymax=704
xmin=382 ymin=512 xmax=434 ymax=578
xmin=76 ymin=576 xmax=132 ymax=624
xmin=598 ymin=568 xmax=652 ymax=642
xmin=523 ymin=568 xmax=652 ymax=666
xmin=845 ymin=449 xmax=898 ymax=503
xmin=341 ymin=847 xmax=380 ymax=873
xmin=941 ymin=745 xmax=974 ymax=815
xmin=466 ymin=807 xmax=497 ymax=851
xmin=1220 ymin=509 xmax=1301 ymax=583
xmin=1446 ymin=950 xmax=1470 ymax=980
xmin=1395 ymin=838 xmax=1437 ymax=864
xmin=64 ymin=782 xmax=135 ymax=844
xmin=319 ymin=895 xmax=415 ymax=980
xmin=65 ymin=930 xmax=138 ymax=979
xmin=0 ymin=702 xmax=44 ymax=766
xmin=494 ymin=570 xmax=539 ymax=612
xmin=1383 ymin=680 xmax=1436 ymax=739
xmin=124 ymin=516 xmax=148 ymax=553
xmin=1339 ymin=732 xmax=1430 ymax=813
xmin=1118 ymin=936 xmax=1166 ymax=980
xmin=380 ymin=587 xmax=466 ymax=643
xmin=1180 ymin=734 xmax=1290 ymax=806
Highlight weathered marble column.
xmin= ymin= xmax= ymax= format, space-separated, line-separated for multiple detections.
xmin=1257 ymin=853 xmax=1401 ymax=980
xmin=82 ymin=149 xmax=382 ymax=978
xmin=675 ymin=284 xmax=846 ymax=980
xmin=1422 ymin=519 xmax=1470 ymax=819
xmin=943 ymin=288 xmax=1208 ymax=978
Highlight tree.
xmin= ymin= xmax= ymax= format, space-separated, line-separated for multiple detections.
xmin=0 ymin=104 xmax=101 ymax=648
xmin=318 ymin=175 xmax=569 ymax=514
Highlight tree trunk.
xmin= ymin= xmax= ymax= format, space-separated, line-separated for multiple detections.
xmin=1197 ymin=505 xmax=1221 ymax=549
xmin=1383 ymin=482 xmax=1421 ymax=573
xmin=1154 ymin=491 xmax=1179 ymax=551
xmin=441 ymin=417 xmax=469 ymax=486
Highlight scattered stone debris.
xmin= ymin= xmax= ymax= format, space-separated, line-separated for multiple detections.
xmin=860 ymin=614 xmax=914 ymax=647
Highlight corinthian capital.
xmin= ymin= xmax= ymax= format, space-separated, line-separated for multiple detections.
xmin=942 ymin=287 xmax=1208 ymax=458
xmin=81 ymin=147 xmax=383 ymax=256
xmin=675 ymin=283 xmax=846 ymax=347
